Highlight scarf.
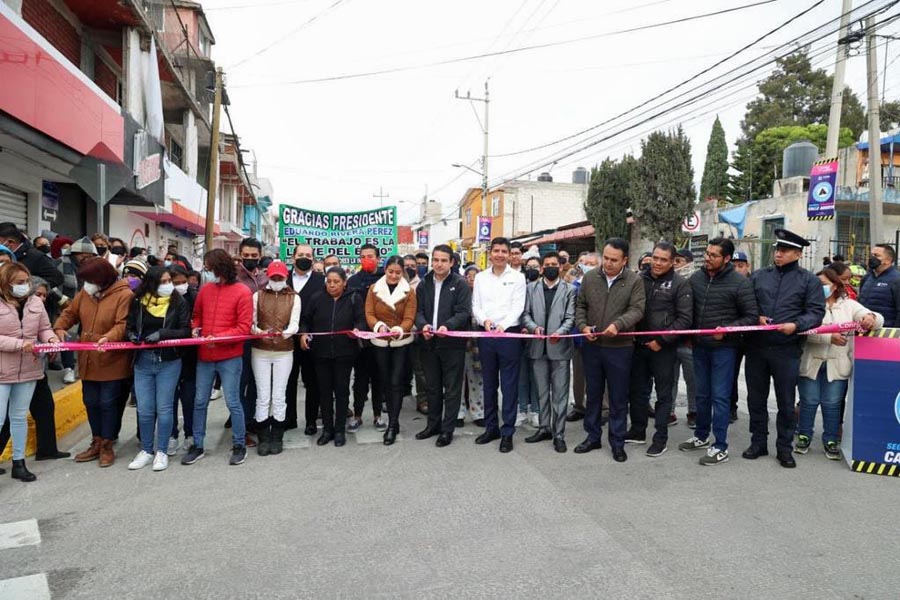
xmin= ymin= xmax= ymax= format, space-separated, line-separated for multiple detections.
xmin=141 ymin=293 xmax=170 ymax=318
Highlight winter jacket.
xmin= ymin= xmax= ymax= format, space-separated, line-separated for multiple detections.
xmin=236 ymin=265 xmax=268 ymax=295
xmin=53 ymin=279 xmax=133 ymax=381
xmin=749 ymin=261 xmax=826 ymax=347
xmin=799 ymin=296 xmax=883 ymax=381
xmin=191 ymin=281 xmax=253 ymax=362
xmin=252 ymin=286 xmax=301 ymax=353
xmin=635 ymin=268 xmax=693 ymax=347
xmin=858 ymin=266 xmax=900 ymax=328
xmin=348 ymin=269 xmax=382 ymax=299
xmin=414 ymin=271 xmax=472 ymax=351
xmin=125 ymin=292 xmax=192 ymax=362
xmin=13 ymin=239 xmax=63 ymax=289
xmin=689 ymin=262 xmax=759 ymax=348
xmin=521 ymin=279 xmax=576 ymax=360
xmin=0 ymin=295 xmax=55 ymax=384
xmin=177 ymin=287 xmax=199 ymax=370
xmin=365 ymin=276 xmax=417 ymax=348
xmin=574 ymin=267 xmax=646 ymax=348
xmin=300 ymin=289 xmax=367 ymax=361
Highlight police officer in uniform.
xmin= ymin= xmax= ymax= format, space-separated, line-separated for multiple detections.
xmin=743 ymin=229 xmax=825 ymax=468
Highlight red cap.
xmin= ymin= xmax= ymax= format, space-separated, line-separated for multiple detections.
xmin=266 ymin=260 xmax=289 ymax=279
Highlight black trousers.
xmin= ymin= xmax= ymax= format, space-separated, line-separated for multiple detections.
xmin=628 ymin=344 xmax=676 ymax=444
xmin=316 ymin=357 xmax=354 ymax=434
xmin=352 ymin=346 xmax=383 ymax=418
xmin=240 ymin=341 xmax=257 ymax=430
xmin=0 ymin=374 xmax=60 ymax=456
xmin=113 ymin=376 xmax=133 ymax=440
xmin=286 ymin=341 xmax=319 ymax=429
xmin=745 ymin=344 xmax=801 ymax=454
xmin=731 ymin=348 xmax=745 ymax=410
xmin=374 ymin=345 xmax=409 ymax=431
xmin=421 ymin=345 xmax=466 ymax=434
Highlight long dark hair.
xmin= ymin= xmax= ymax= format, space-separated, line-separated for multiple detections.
xmin=135 ymin=265 xmax=167 ymax=298
xmin=817 ymin=267 xmax=846 ymax=300
xmin=204 ymin=248 xmax=236 ymax=284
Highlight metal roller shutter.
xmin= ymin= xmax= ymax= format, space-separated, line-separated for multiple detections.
xmin=0 ymin=185 xmax=28 ymax=230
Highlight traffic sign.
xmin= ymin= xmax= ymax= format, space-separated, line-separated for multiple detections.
xmin=681 ymin=211 xmax=701 ymax=233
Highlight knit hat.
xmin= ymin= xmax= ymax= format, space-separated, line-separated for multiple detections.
xmin=69 ymin=236 xmax=97 ymax=256
xmin=123 ymin=258 xmax=148 ymax=277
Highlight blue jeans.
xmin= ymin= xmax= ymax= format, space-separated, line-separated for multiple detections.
xmin=82 ymin=379 xmax=124 ymax=440
xmin=517 ymin=353 xmax=539 ymax=414
xmin=133 ymin=352 xmax=181 ymax=454
xmin=194 ymin=356 xmax=244 ymax=448
xmin=693 ymin=345 xmax=737 ymax=451
xmin=797 ymin=364 xmax=847 ymax=444
xmin=0 ymin=381 xmax=37 ymax=460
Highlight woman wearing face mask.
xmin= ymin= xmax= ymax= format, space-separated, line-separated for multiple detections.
xmin=54 ymin=257 xmax=133 ymax=468
xmin=124 ymin=266 xmax=191 ymax=471
xmin=0 ymin=264 xmax=61 ymax=482
xmin=462 ymin=265 xmax=485 ymax=426
xmin=364 ymin=255 xmax=417 ymax=445
xmin=250 ymin=261 xmax=301 ymax=456
xmin=122 ymin=258 xmax=148 ymax=292
xmin=299 ymin=267 xmax=367 ymax=447
xmin=796 ymin=268 xmax=881 ymax=460
xmin=167 ymin=266 xmax=198 ymax=453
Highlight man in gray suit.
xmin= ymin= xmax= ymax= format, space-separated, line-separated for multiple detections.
xmin=521 ymin=252 xmax=576 ymax=453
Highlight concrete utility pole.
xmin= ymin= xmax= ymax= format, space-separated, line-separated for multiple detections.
xmin=205 ymin=67 xmax=223 ymax=253
xmin=373 ymin=186 xmax=390 ymax=208
xmin=866 ymin=16 xmax=884 ymax=248
xmin=825 ymin=0 xmax=853 ymax=158
xmin=455 ymin=79 xmax=490 ymax=220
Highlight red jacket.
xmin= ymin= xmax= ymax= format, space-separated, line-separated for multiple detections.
xmin=191 ymin=281 xmax=252 ymax=362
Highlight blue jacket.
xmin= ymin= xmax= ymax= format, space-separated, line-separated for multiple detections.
xmin=858 ymin=267 xmax=900 ymax=328
xmin=749 ymin=261 xmax=825 ymax=346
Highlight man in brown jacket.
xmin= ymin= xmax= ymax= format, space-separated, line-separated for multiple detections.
xmin=574 ymin=237 xmax=645 ymax=462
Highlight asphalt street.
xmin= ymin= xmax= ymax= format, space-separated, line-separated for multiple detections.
xmin=0 ymin=372 xmax=897 ymax=599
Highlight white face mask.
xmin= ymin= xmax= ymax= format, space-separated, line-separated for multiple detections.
xmin=174 ymin=283 xmax=189 ymax=296
xmin=11 ymin=283 xmax=30 ymax=298
xmin=157 ymin=282 xmax=175 ymax=297
xmin=82 ymin=282 xmax=100 ymax=296
xmin=269 ymin=280 xmax=287 ymax=292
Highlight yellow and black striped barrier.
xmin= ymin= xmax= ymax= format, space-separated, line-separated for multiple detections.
xmin=860 ymin=327 xmax=900 ymax=339
xmin=851 ymin=460 xmax=900 ymax=477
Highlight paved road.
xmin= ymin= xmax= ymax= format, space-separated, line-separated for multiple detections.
xmin=0 ymin=378 xmax=897 ymax=599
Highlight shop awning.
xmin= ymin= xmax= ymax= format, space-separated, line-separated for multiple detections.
xmin=526 ymin=224 xmax=594 ymax=247
xmin=134 ymin=202 xmax=220 ymax=236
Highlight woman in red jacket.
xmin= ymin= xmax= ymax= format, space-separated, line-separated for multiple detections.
xmin=181 ymin=249 xmax=253 ymax=467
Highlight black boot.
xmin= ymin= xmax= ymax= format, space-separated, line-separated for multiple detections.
xmin=270 ymin=420 xmax=285 ymax=455
xmin=11 ymin=459 xmax=36 ymax=482
xmin=383 ymin=426 xmax=398 ymax=446
xmin=256 ymin=419 xmax=272 ymax=456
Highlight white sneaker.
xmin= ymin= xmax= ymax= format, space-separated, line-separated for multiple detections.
xmin=515 ymin=411 xmax=527 ymax=426
xmin=210 ymin=388 xmax=223 ymax=401
xmin=529 ymin=412 xmax=540 ymax=428
xmin=128 ymin=450 xmax=154 ymax=470
xmin=182 ymin=436 xmax=193 ymax=452
xmin=62 ymin=368 xmax=76 ymax=384
xmin=166 ymin=436 xmax=180 ymax=456
xmin=152 ymin=451 xmax=168 ymax=471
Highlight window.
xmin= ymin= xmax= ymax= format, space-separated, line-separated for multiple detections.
xmin=761 ymin=217 xmax=784 ymax=267
xmin=465 ymin=208 xmax=472 ymax=227
xmin=491 ymin=195 xmax=501 ymax=217
xmin=170 ymin=139 xmax=184 ymax=169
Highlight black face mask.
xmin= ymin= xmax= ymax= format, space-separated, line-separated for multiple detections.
xmin=296 ymin=257 xmax=313 ymax=272
xmin=641 ymin=262 xmax=652 ymax=273
xmin=36 ymin=245 xmax=50 ymax=254
xmin=110 ymin=247 xmax=126 ymax=256
xmin=868 ymin=256 xmax=882 ymax=271
xmin=543 ymin=266 xmax=560 ymax=281
xmin=95 ymin=246 xmax=108 ymax=256
xmin=525 ymin=268 xmax=540 ymax=282
xmin=405 ymin=267 xmax=417 ymax=281
xmin=559 ymin=256 xmax=568 ymax=265
xmin=243 ymin=258 xmax=259 ymax=271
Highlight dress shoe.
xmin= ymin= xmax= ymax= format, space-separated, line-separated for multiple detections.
xmin=383 ymin=428 xmax=398 ymax=446
xmin=224 ymin=416 xmax=232 ymax=429
xmin=524 ymin=429 xmax=552 ymax=444
xmin=415 ymin=428 xmax=438 ymax=441
xmin=334 ymin=432 xmax=346 ymax=447
xmin=473 ymin=418 xmax=485 ymax=427
xmin=553 ymin=438 xmax=567 ymax=453
xmin=416 ymin=401 xmax=428 ymax=415
xmin=317 ymin=431 xmax=334 ymax=446
xmin=499 ymin=436 xmax=513 ymax=453
xmin=612 ymin=447 xmax=628 ymax=463
xmin=475 ymin=430 xmax=501 ymax=445
xmin=777 ymin=452 xmax=797 ymax=468
xmin=456 ymin=418 xmax=465 ymax=427
xmin=284 ymin=421 xmax=298 ymax=431
xmin=565 ymin=410 xmax=584 ymax=422
xmin=573 ymin=439 xmax=602 ymax=454
xmin=35 ymin=450 xmax=70 ymax=461
xmin=435 ymin=432 xmax=453 ymax=447
xmin=742 ymin=445 xmax=769 ymax=460
xmin=244 ymin=434 xmax=257 ymax=448
xmin=304 ymin=424 xmax=318 ymax=436
xmin=98 ymin=439 xmax=115 ymax=468
xmin=75 ymin=436 xmax=101 ymax=463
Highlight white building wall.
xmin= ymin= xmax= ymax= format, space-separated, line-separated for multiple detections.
xmin=503 ymin=181 xmax=588 ymax=237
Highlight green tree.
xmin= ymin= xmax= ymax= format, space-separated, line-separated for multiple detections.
xmin=882 ymin=99 xmax=900 ymax=129
xmin=584 ymin=155 xmax=638 ymax=245
xmin=631 ymin=127 xmax=696 ymax=242
xmin=699 ymin=116 xmax=729 ymax=201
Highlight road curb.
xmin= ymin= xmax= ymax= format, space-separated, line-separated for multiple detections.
xmin=0 ymin=381 xmax=85 ymax=462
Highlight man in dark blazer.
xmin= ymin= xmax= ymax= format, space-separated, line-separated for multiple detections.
xmin=286 ymin=243 xmax=326 ymax=433
xmin=414 ymin=244 xmax=472 ymax=447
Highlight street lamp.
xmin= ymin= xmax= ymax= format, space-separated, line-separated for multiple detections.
xmin=451 ymin=163 xmax=484 ymax=177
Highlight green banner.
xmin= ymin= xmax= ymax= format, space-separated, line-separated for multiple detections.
xmin=279 ymin=205 xmax=398 ymax=267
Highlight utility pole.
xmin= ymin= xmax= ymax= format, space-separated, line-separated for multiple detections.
xmin=825 ymin=0 xmax=853 ymax=157
xmin=373 ymin=186 xmax=390 ymax=208
xmin=205 ymin=67 xmax=223 ymax=253
xmin=455 ymin=79 xmax=490 ymax=224
xmin=866 ymin=16 xmax=884 ymax=248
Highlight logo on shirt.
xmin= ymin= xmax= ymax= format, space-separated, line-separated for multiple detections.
xmin=660 ymin=281 xmax=672 ymax=290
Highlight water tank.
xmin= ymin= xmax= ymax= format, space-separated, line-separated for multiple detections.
xmin=782 ymin=141 xmax=818 ymax=179
xmin=537 ymin=172 xmax=553 ymax=182
xmin=572 ymin=167 xmax=588 ymax=184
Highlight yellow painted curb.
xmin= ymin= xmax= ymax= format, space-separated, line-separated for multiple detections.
xmin=0 ymin=381 xmax=86 ymax=462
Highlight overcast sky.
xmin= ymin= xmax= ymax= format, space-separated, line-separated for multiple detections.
xmin=202 ymin=0 xmax=900 ymax=225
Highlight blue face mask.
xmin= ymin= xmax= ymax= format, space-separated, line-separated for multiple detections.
xmin=823 ymin=284 xmax=832 ymax=298
xmin=417 ymin=265 xmax=427 ymax=278
xmin=201 ymin=270 xmax=217 ymax=285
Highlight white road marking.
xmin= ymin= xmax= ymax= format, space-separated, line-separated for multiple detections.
xmin=0 ymin=519 xmax=41 ymax=550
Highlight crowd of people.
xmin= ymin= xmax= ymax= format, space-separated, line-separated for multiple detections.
xmin=0 ymin=220 xmax=897 ymax=482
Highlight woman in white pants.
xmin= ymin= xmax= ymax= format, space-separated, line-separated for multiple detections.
xmin=250 ymin=261 xmax=301 ymax=456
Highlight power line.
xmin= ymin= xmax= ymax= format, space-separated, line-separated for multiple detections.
xmin=229 ymin=0 xmax=779 ymax=87
xmin=205 ymin=0 xmax=317 ymax=11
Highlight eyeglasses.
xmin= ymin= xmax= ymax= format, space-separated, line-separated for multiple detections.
xmin=704 ymin=251 xmax=723 ymax=259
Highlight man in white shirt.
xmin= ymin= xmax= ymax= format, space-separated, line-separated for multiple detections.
xmin=472 ymin=237 xmax=527 ymax=453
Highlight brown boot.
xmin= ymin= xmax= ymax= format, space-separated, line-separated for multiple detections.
xmin=98 ymin=439 xmax=115 ymax=467
xmin=74 ymin=436 xmax=102 ymax=463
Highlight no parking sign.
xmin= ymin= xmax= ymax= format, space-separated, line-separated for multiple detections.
xmin=681 ymin=211 xmax=701 ymax=233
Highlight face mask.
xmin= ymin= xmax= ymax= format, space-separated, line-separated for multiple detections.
xmin=110 ymin=247 xmax=126 ymax=256
xmin=823 ymin=284 xmax=832 ymax=298
xmin=543 ymin=266 xmax=560 ymax=281
xmin=11 ymin=283 xmax=30 ymax=298
xmin=269 ymin=280 xmax=287 ymax=292
xmin=126 ymin=276 xmax=141 ymax=291
xmin=174 ymin=283 xmax=189 ymax=296
xmin=157 ymin=282 xmax=174 ymax=297
xmin=417 ymin=265 xmax=428 ymax=278
xmin=580 ymin=264 xmax=594 ymax=274
xmin=559 ymin=256 xmax=568 ymax=265
xmin=83 ymin=282 xmax=100 ymax=296
xmin=405 ymin=267 xmax=417 ymax=281
xmin=201 ymin=270 xmax=217 ymax=285
xmin=868 ymin=256 xmax=881 ymax=271
xmin=62 ymin=248 xmax=71 ymax=257
xmin=641 ymin=262 xmax=652 ymax=273
xmin=164 ymin=260 xmax=172 ymax=267
xmin=525 ymin=268 xmax=540 ymax=282
xmin=242 ymin=258 xmax=259 ymax=271
xmin=95 ymin=246 xmax=108 ymax=256
xmin=36 ymin=245 xmax=50 ymax=254
xmin=360 ymin=256 xmax=377 ymax=273
xmin=296 ymin=257 xmax=313 ymax=272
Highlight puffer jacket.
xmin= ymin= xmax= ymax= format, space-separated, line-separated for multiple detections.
xmin=191 ymin=281 xmax=253 ymax=362
xmin=858 ymin=266 xmax=900 ymax=327
xmin=0 ymin=295 xmax=56 ymax=384
xmin=300 ymin=289 xmax=367 ymax=361
xmin=799 ymin=296 xmax=883 ymax=381
xmin=125 ymin=292 xmax=192 ymax=361
xmin=689 ymin=262 xmax=758 ymax=348
xmin=365 ymin=276 xmax=417 ymax=347
xmin=636 ymin=268 xmax=693 ymax=346
xmin=53 ymin=279 xmax=133 ymax=381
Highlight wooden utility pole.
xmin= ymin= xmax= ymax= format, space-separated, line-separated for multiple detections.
xmin=205 ymin=68 xmax=223 ymax=253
